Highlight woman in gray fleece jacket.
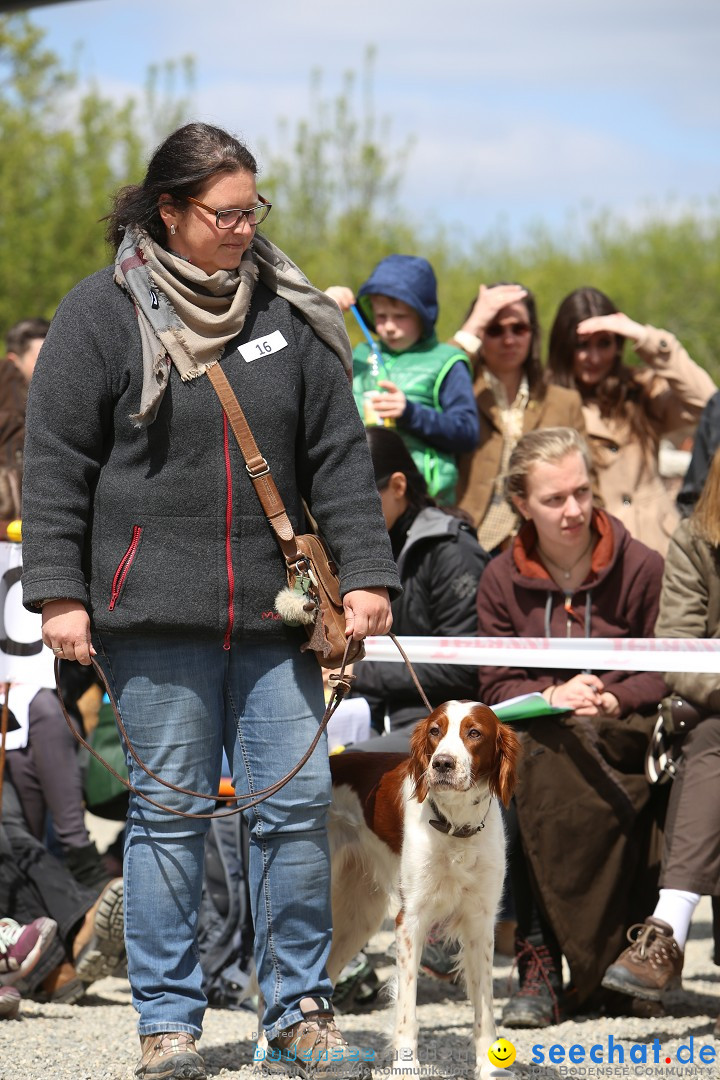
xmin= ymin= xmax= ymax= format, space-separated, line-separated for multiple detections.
xmin=21 ymin=123 xmax=399 ymax=1080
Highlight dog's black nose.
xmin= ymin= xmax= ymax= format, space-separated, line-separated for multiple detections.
xmin=431 ymin=754 xmax=455 ymax=773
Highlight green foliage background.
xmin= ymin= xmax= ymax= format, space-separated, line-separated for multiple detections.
xmin=2 ymin=18 xmax=718 ymax=382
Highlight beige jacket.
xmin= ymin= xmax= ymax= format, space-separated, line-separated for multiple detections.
xmin=582 ymin=326 xmax=716 ymax=557
xmin=456 ymin=379 xmax=586 ymax=530
xmin=655 ymin=517 xmax=720 ymax=711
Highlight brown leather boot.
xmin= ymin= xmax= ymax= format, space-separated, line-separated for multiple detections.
xmin=265 ymin=996 xmax=372 ymax=1079
xmin=602 ymin=917 xmax=683 ymax=1002
xmin=494 ymin=919 xmax=517 ymax=958
xmin=35 ymin=961 xmax=86 ymax=1004
xmin=136 ymin=1033 xmax=206 ymax=1079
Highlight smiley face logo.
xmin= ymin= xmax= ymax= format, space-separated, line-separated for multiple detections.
xmin=488 ymin=1038 xmax=516 ymax=1068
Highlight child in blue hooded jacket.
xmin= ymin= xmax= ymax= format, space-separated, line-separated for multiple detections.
xmin=327 ymin=255 xmax=479 ymax=504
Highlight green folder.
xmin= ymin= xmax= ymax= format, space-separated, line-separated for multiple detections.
xmin=490 ymin=692 xmax=571 ymax=724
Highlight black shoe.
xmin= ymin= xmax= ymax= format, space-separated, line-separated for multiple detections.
xmin=333 ymin=952 xmax=380 ymax=1011
xmin=420 ymin=933 xmax=460 ymax=982
xmin=503 ymin=937 xmax=563 ymax=1028
xmin=65 ymin=842 xmax=114 ymax=893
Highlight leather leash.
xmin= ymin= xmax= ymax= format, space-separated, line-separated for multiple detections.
xmin=55 ymin=631 xmax=431 ymax=820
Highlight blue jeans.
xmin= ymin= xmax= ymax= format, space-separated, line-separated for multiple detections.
xmin=95 ymin=633 xmax=332 ymax=1041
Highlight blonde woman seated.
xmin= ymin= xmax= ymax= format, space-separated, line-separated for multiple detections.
xmin=475 ymin=427 xmax=668 ymax=1026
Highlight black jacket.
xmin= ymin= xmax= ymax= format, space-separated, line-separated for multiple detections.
xmin=677 ymin=389 xmax=720 ymax=516
xmin=353 ymin=506 xmax=489 ymax=731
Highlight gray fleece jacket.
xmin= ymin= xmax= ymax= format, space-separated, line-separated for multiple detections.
xmin=21 ymin=267 xmax=400 ymax=642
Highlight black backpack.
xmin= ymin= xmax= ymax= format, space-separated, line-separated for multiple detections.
xmin=197 ymin=813 xmax=256 ymax=1010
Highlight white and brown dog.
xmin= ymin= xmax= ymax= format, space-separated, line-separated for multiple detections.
xmin=327 ymin=700 xmax=520 ymax=1080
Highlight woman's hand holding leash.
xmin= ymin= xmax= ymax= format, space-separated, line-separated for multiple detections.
xmin=42 ymin=599 xmax=95 ymax=665
xmin=343 ymin=587 xmax=392 ymax=640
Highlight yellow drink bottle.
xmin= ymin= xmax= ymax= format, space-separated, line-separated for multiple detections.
xmin=6 ymin=519 xmax=22 ymax=543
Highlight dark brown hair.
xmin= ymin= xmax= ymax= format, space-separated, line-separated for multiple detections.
xmin=366 ymin=426 xmax=476 ymax=525
xmin=5 ymin=317 xmax=50 ymax=356
xmin=105 ymin=122 xmax=258 ymax=249
xmin=366 ymin=426 xmax=435 ymax=514
xmin=547 ymin=286 xmax=654 ymax=456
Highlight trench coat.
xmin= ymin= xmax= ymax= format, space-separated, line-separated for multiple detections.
xmin=581 ymin=326 xmax=716 ymax=557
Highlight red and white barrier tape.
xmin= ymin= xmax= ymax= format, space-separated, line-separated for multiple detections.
xmin=364 ymin=636 xmax=720 ymax=673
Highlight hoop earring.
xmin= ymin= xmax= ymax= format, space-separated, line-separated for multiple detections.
xmin=170 ymin=224 xmax=176 ymax=235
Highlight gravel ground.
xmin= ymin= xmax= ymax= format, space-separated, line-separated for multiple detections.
xmin=2 ymin=896 xmax=718 ymax=1080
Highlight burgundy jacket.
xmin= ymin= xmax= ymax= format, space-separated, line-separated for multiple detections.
xmin=476 ymin=509 xmax=668 ymax=716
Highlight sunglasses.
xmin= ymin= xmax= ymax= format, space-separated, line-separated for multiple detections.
xmin=485 ymin=322 xmax=532 ymax=338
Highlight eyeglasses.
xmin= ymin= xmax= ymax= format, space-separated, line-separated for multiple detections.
xmin=186 ymin=194 xmax=272 ymax=229
xmin=485 ymin=322 xmax=532 ymax=339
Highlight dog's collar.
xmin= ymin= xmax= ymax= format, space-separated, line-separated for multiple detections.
xmin=428 ymin=797 xmax=492 ymax=839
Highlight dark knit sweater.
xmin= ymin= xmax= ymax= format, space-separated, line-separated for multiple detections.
xmin=21 ymin=267 xmax=400 ymax=640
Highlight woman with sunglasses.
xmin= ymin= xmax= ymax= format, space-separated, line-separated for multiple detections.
xmin=20 ymin=122 xmax=399 ymax=1080
xmin=475 ymin=426 xmax=668 ymax=1026
xmin=450 ymin=283 xmax=586 ymax=554
xmin=547 ymin=286 xmax=716 ymax=555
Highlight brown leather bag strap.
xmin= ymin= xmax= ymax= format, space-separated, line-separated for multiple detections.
xmin=207 ymin=363 xmax=300 ymax=564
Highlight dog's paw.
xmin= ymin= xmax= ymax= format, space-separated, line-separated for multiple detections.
xmin=390 ymin=1055 xmax=421 ymax=1080
xmin=477 ymin=1066 xmax=517 ymax=1080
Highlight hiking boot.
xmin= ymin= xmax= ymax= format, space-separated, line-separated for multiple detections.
xmin=0 ymin=986 xmax=21 ymax=1020
xmin=333 ymin=952 xmax=380 ymax=1011
xmin=263 ymin=996 xmax=372 ymax=1078
xmin=136 ymin=1033 xmax=206 ymax=1079
xmin=601 ymin=917 xmax=683 ymax=1002
xmin=33 ymin=961 xmax=86 ymax=1005
xmin=494 ymin=919 xmax=517 ymax=959
xmin=502 ymin=936 xmax=563 ymax=1028
xmin=420 ymin=929 xmax=460 ymax=982
xmin=74 ymin=877 xmax=125 ymax=984
xmin=0 ymin=916 xmax=57 ymax=985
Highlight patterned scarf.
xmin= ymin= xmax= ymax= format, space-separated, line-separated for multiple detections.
xmin=114 ymin=226 xmax=353 ymax=426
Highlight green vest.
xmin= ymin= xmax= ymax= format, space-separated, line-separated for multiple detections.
xmin=352 ymin=335 xmax=471 ymax=504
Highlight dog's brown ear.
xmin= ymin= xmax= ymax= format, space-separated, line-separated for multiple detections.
xmin=489 ymin=721 xmax=521 ymax=807
xmin=408 ymin=715 xmax=434 ymax=803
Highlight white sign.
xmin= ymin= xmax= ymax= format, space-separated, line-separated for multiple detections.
xmin=364 ymin=635 xmax=720 ymax=673
xmin=0 ymin=541 xmax=56 ymax=687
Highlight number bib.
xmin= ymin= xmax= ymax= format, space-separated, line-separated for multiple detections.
xmin=238 ymin=331 xmax=288 ymax=363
